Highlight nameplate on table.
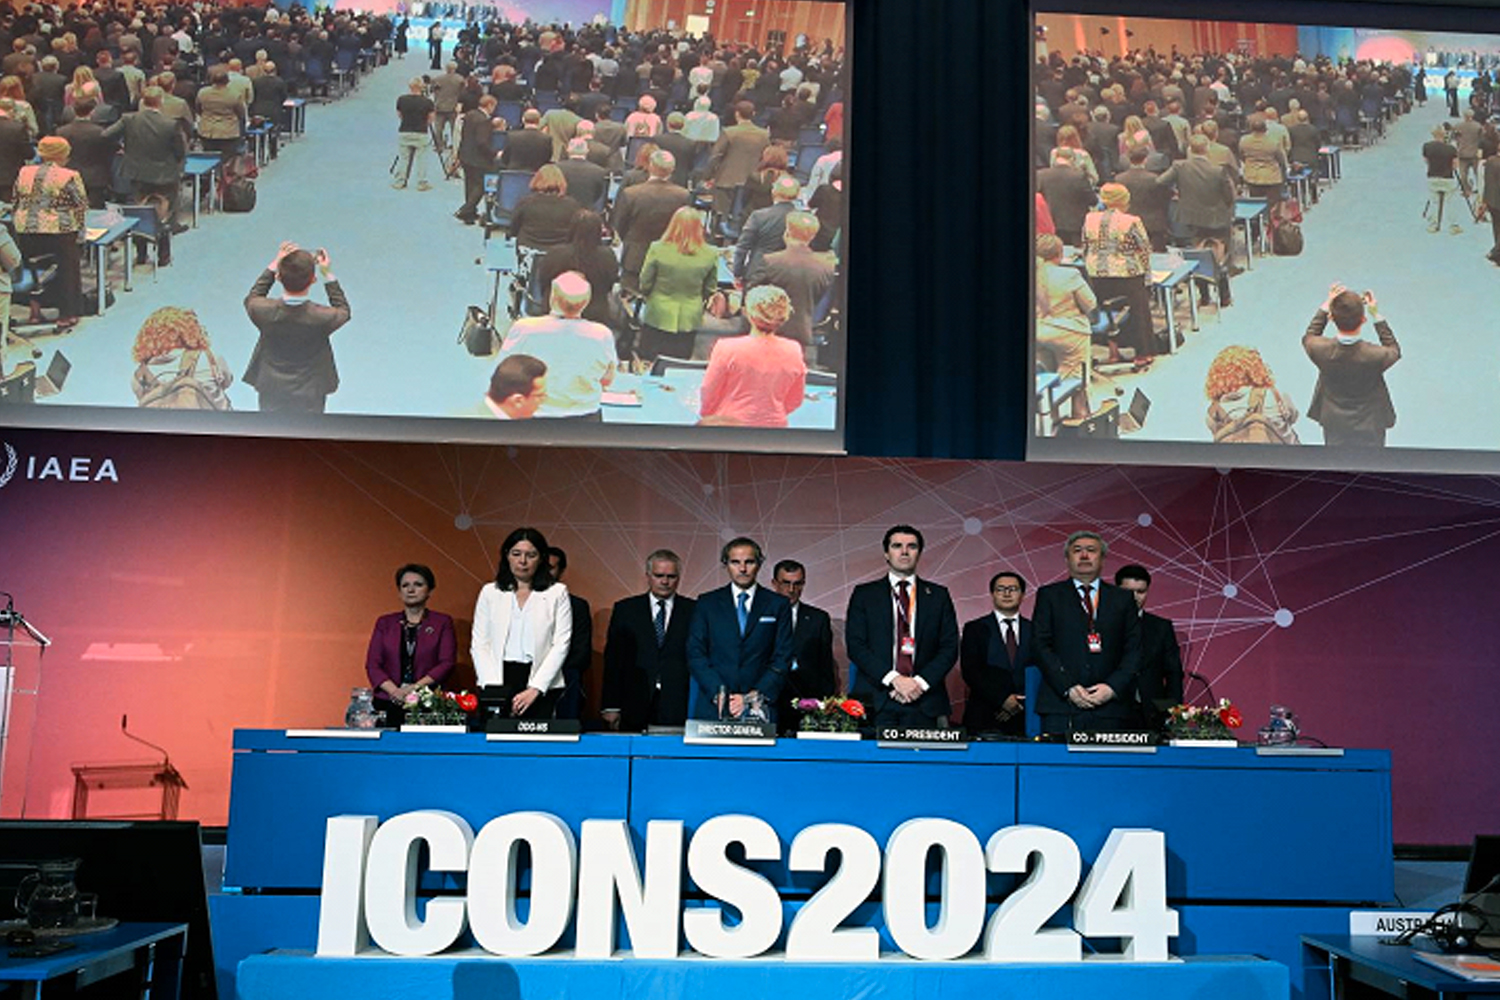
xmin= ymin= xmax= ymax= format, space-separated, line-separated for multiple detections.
xmin=683 ymin=719 xmax=777 ymax=746
xmin=485 ymin=718 xmax=581 ymax=742
xmin=1255 ymin=745 xmax=1345 ymax=757
xmin=1349 ymin=910 xmax=1436 ymax=938
xmin=284 ymin=728 xmax=382 ymax=739
xmin=1066 ymin=730 xmax=1159 ymax=753
xmin=875 ymin=727 xmax=968 ymax=749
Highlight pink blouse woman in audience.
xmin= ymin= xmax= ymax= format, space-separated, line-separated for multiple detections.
xmin=1081 ymin=183 xmax=1152 ymax=364
xmin=698 ymin=284 xmax=807 ymax=428
xmin=624 ymin=94 xmax=662 ymax=137
xmin=1034 ymin=233 xmax=1096 ymax=420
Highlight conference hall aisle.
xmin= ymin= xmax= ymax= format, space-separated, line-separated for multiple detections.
xmin=32 ymin=49 xmax=503 ymax=419
xmin=1116 ymin=95 xmax=1500 ymax=453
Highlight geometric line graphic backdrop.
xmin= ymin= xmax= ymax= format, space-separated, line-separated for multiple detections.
xmin=0 ymin=428 xmax=1493 ymax=842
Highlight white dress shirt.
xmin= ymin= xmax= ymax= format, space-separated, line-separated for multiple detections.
xmin=882 ymin=571 xmax=928 ymax=691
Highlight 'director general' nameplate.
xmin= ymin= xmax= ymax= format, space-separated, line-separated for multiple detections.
xmin=1066 ymin=730 xmax=1159 ymax=752
xmin=875 ymin=727 xmax=969 ymax=749
xmin=485 ymin=718 xmax=582 ymax=741
xmin=683 ymin=719 xmax=778 ymax=746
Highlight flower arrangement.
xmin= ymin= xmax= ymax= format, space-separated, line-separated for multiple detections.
xmin=403 ymin=687 xmax=479 ymax=726
xmin=796 ymin=696 xmax=867 ymax=733
xmin=1165 ymin=698 xmax=1244 ymax=742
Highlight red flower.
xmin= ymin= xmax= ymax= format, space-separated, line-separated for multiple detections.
xmin=839 ymin=699 xmax=866 ymax=719
xmin=1219 ymin=706 xmax=1243 ymax=729
xmin=456 ymin=693 xmax=479 ymax=713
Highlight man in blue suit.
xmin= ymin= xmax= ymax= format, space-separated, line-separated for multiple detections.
xmin=687 ymin=537 xmax=792 ymax=720
xmin=960 ymin=571 xmax=1032 ymax=736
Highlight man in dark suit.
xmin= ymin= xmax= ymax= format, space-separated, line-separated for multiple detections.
xmin=686 ymin=537 xmax=792 ymax=721
xmin=1085 ymin=106 xmax=1120 ymax=181
xmin=1158 ymin=135 xmax=1237 ymax=307
xmin=0 ymin=102 xmax=32 ymax=203
xmin=103 ymin=87 xmax=187 ymax=266
xmin=960 ymin=571 xmax=1031 ymax=736
xmin=1116 ymin=145 xmax=1171 ymax=250
xmin=242 ymin=242 xmax=352 ymax=413
xmin=771 ymin=558 xmax=837 ymax=735
xmin=499 ymin=108 xmax=553 ymax=172
xmin=454 ymin=94 xmax=497 ymax=225
xmin=1032 ymin=530 xmax=1142 ymax=734
xmin=747 ymin=210 xmax=834 ymax=349
xmin=733 ymin=173 xmax=799 ymax=282
xmin=1302 ymin=284 xmax=1400 ymax=447
xmin=57 ymin=98 xmax=118 ymax=209
xmin=30 ymin=55 xmax=68 ymax=136
xmin=612 ymin=149 xmax=690 ymax=288
xmin=601 ymin=550 xmax=697 ymax=731
xmin=1113 ymin=565 xmax=1183 ymax=729
xmin=654 ymin=113 xmax=698 ymax=187
xmin=1480 ymin=150 xmax=1500 ymax=263
xmin=1141 ymin=101 xmax=1179 ymax=159
xmin=1036 ymin=151 xmax=1094 ymax=246
xmin=548 ymin=547 xmax=593 ymax=722
xmin=845 ymin=525 xmax=959 ymax=728
xmin=557 ymin=137 xmax=609 ymax=211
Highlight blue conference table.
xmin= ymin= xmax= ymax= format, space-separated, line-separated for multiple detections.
xmin=0 ymin=921 xmax=188 ymax=999
xmin=1302 ymin=934 xmax=1500 ymax=999
xmin=1234 ymin=198 xmax=1271 ymax=269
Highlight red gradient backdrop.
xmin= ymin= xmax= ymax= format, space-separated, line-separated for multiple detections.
xmin=1035 ymin=15 xmax=1299 ymax=59
xmin=0 ymin=427 xmax=1493 ymax=843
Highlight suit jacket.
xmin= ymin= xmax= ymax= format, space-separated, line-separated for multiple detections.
xmin=500 ymin=127 xmax=554 ymax=172
xmin=1158 ymin=156 xmax=1236 ymax=230
xmin=783 ymin=601 xmax=837 ymax=703
xmin=197 ymin=83 xmax=246 ymax=139
xmin=959 ymin=613 xmax=1031 ymax=735
xmin=686 ymin=584 xmax=792 ymax=718
xmin=1032 ymin=579 xmax=1142 ymax=725
xmin=563 ymin=593 xmax=592 ymax=683
xmin=602 ymin=592 xmax=697 ymax=730
xmin=1485 ymin=157 xmax=1500 ymax=210
xmin=1303 ymin=310 xmax=1400 ymax=434
xmin=1287 ymin=123 xmax=1321 ymax=166
xmin=250 ymin=74 xmax=288 ymax=121
xmin=1116 ymin=166 xmax=1171 ymax=239
xmin=55 ymin=120 xmax=117 ymax=197
xmin=747 ymin=244 xmax=836 ymax=345
xmin=458 ymin=108 xmax=496 ymax=171
xmin=653 ymin=129 xmax=698 ymax=186
xmin=845 ymin=576 xmax=959 ymax=720
xmin=104 ymin=108 xmax=186 ymax=186
xmin=1036 ymin=163 xmax=1095 ymax=236
xmin=1134 ymin=611 xmax=1183 ymax=726
xmin=613 ymin=178 xmax=691 ymax=276
xmin=708 ymin=120 xmax=770 ymax=189
xmin=365 ymin=610 xmax=458 ymax=704
xmin=471 ymin=581 xmax=574 ymax=692
xmin=242 ymin=270 xmax=352 ymax=397
xmin=0 ymin=118 xmax=34 ymax=188
xmin=556 ymin=156 xmax=609 ymax=211
xmin=733 ymin=201 xmax=794 ymax=280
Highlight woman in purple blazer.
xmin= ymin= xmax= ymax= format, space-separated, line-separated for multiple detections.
xmin=365 ymin=563 xmax=458 ymax=725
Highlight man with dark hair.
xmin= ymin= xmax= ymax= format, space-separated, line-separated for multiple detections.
xmin=1424 ymin=125 xmax=1461 ymax=233
xmin=548 ymin=547 xmax=593 ymax=722
xmin=1302 ymin=283 xmax=1400 ymax=447
xmin=1113 ymin=564 xmax=1183 ymax=729
xmin=57 ymin=97 xmax=117 ymax=209
xmin=771 ymin=558 xmax=837 ymax=735
xmin=602 ymin=550 xmax=697 ymax=731
xmin=482 ymin=354 xmax=546 ymax=418
xmin=243 ymin=241 xmax=352 ymax=413
xmin=454 ymin=93 xmax=498 ymax=224
xmin=687 ymin=536 xmax=792 ymax=721
xmin=845 ymin=525 xmax=959 ymax=728
xmin=393 ymin=77 xmax=434 ymax=190
xmin=1032 ymin=531 xmax=1142 ymax=734
xmin=960 ymin=571 xmax=1031 ymax=736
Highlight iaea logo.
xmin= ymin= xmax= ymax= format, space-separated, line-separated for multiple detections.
xmin=0 ymin=441 xmax=119 ymax=487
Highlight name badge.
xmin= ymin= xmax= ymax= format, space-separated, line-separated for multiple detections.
xmin=900 ymin=636 xmax=916 ymax=657
xmin=1087 ymin=631 xmax=1102 ymax=654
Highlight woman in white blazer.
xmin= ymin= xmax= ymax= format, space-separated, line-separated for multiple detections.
xmin=472 ymin=526 xmax=573 ymax=718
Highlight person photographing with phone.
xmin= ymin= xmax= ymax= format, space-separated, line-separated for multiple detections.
xmin=243 ymin=241 xmax=352 ymax=413
xmin=1301 ymin=283 xmax=1401 ymax=448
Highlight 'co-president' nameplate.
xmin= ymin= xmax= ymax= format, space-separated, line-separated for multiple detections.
xmin=485 ymin=718 xmax=582 ymax=742
xmin=876 ymin=727 xmax=968 ymax=749
xmin=684 ymin=719 xmax=777 ymax=746
xmin=1067 ymin=730 xmax=1159 ymax=752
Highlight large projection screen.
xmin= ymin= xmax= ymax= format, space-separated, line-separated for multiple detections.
xmin=0 ymin=0 xmax=849 ymax=454
xmin=1029 ymin=0 xmax=1500 ymax=473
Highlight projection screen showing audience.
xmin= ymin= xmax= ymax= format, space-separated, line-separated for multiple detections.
xmin=0 ymin=0 xmax=848 ymax=452
xmin=1031 ymin=9 xmax=1500 ymax=473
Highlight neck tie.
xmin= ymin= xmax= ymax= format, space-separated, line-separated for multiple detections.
xmin=1004 ymin=619 xmax=1018 ymax=663
xmin=654 ymin=599 xmax=666 ymax=648
xmin=895 ymin=580 xmax=914 ymax=676
xmin=737 ymin=590 xmax=749 ymax=636
xmin=1078 ymin=583 xmax=1095 ymax=624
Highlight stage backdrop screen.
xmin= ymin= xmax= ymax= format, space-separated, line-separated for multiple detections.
xmin=1029 ymin=3 xmax=1500 ymax=473
xmin=0 ymin=0 xmax=848 ymax=454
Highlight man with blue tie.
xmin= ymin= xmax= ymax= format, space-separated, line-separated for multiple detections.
xmin=960 ymin=571 xmax=1032 ymax=736
xmin=687 ymin=537 xmax=793 ymax=720
xmin=845 ymin=525 xmax=959 ymax=728
xmin=1032 ymin=531 xmax=1142 ymax=734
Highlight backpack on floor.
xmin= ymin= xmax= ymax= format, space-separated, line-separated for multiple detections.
xmin=1272 ymin=221 xmax=1303 ymax=256
xmin=222 ymin=153 xmax=259 ymax=213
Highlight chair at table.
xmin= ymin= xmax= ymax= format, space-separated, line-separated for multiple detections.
xmin=650 ymin=355 xmax=708 ymax=377
xmin=495 ymin=100 xmax=523 ymax=127
xmin=624 ymin=134 xmax=652 ymax=171
xmin=110 ymin=203 xmax=165 ymax=280
xmin=332 ymin=49 xmax=356 ymax=96
xmin=797 ymin=125 xmax=825 ymax=148
xmin=534 ymin=92 xmax=562 ymax=114
xmin=483 ymin=169 xmax=536 ymax=239
xmin=607 ymin=104 xmax=630 ymax=123
xmin=713 ymin=184 xmax=749 ymax=242
xmin=304 ymin=56 xmax=328 ymax=99
xmin=9 ymin=250 xmax=59 ymax=331
xmin=1179 ymin=246 xmax=1224 ymax=320
xmin=792 ymin=143 xmax=825 ymax=184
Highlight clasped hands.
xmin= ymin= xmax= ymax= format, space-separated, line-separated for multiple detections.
xmin=1067 ymin=683 xmax=1115 ymax=710
xmin=889 ymin=675 xmax=924 ymax=704
xmin=716 ymin=691 xmax=761 ymax=717
xmin=512 ymin=686 xmax=542 ymax=715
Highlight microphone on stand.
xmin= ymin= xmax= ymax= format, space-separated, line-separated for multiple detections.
xmin=1185 ymin=669 xmax=1218 ymax=707
xmin=121 ymin=715 xmax=173 ymax=769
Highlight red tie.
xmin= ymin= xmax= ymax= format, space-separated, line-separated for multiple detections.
xmin=1004 ymin=619 xmax=1018 ymax=663
xmin=895 ymin=580 xmax=914 ymax=676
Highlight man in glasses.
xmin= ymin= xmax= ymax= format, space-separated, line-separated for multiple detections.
xmin=959 ymin=572 xmax=1032 ymax=737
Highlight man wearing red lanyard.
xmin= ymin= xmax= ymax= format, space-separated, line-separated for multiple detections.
xmin=845 ymin=525 xmax=960 ymax=728
xmin=1031 ymin=530 xmax=1142 ymax=734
